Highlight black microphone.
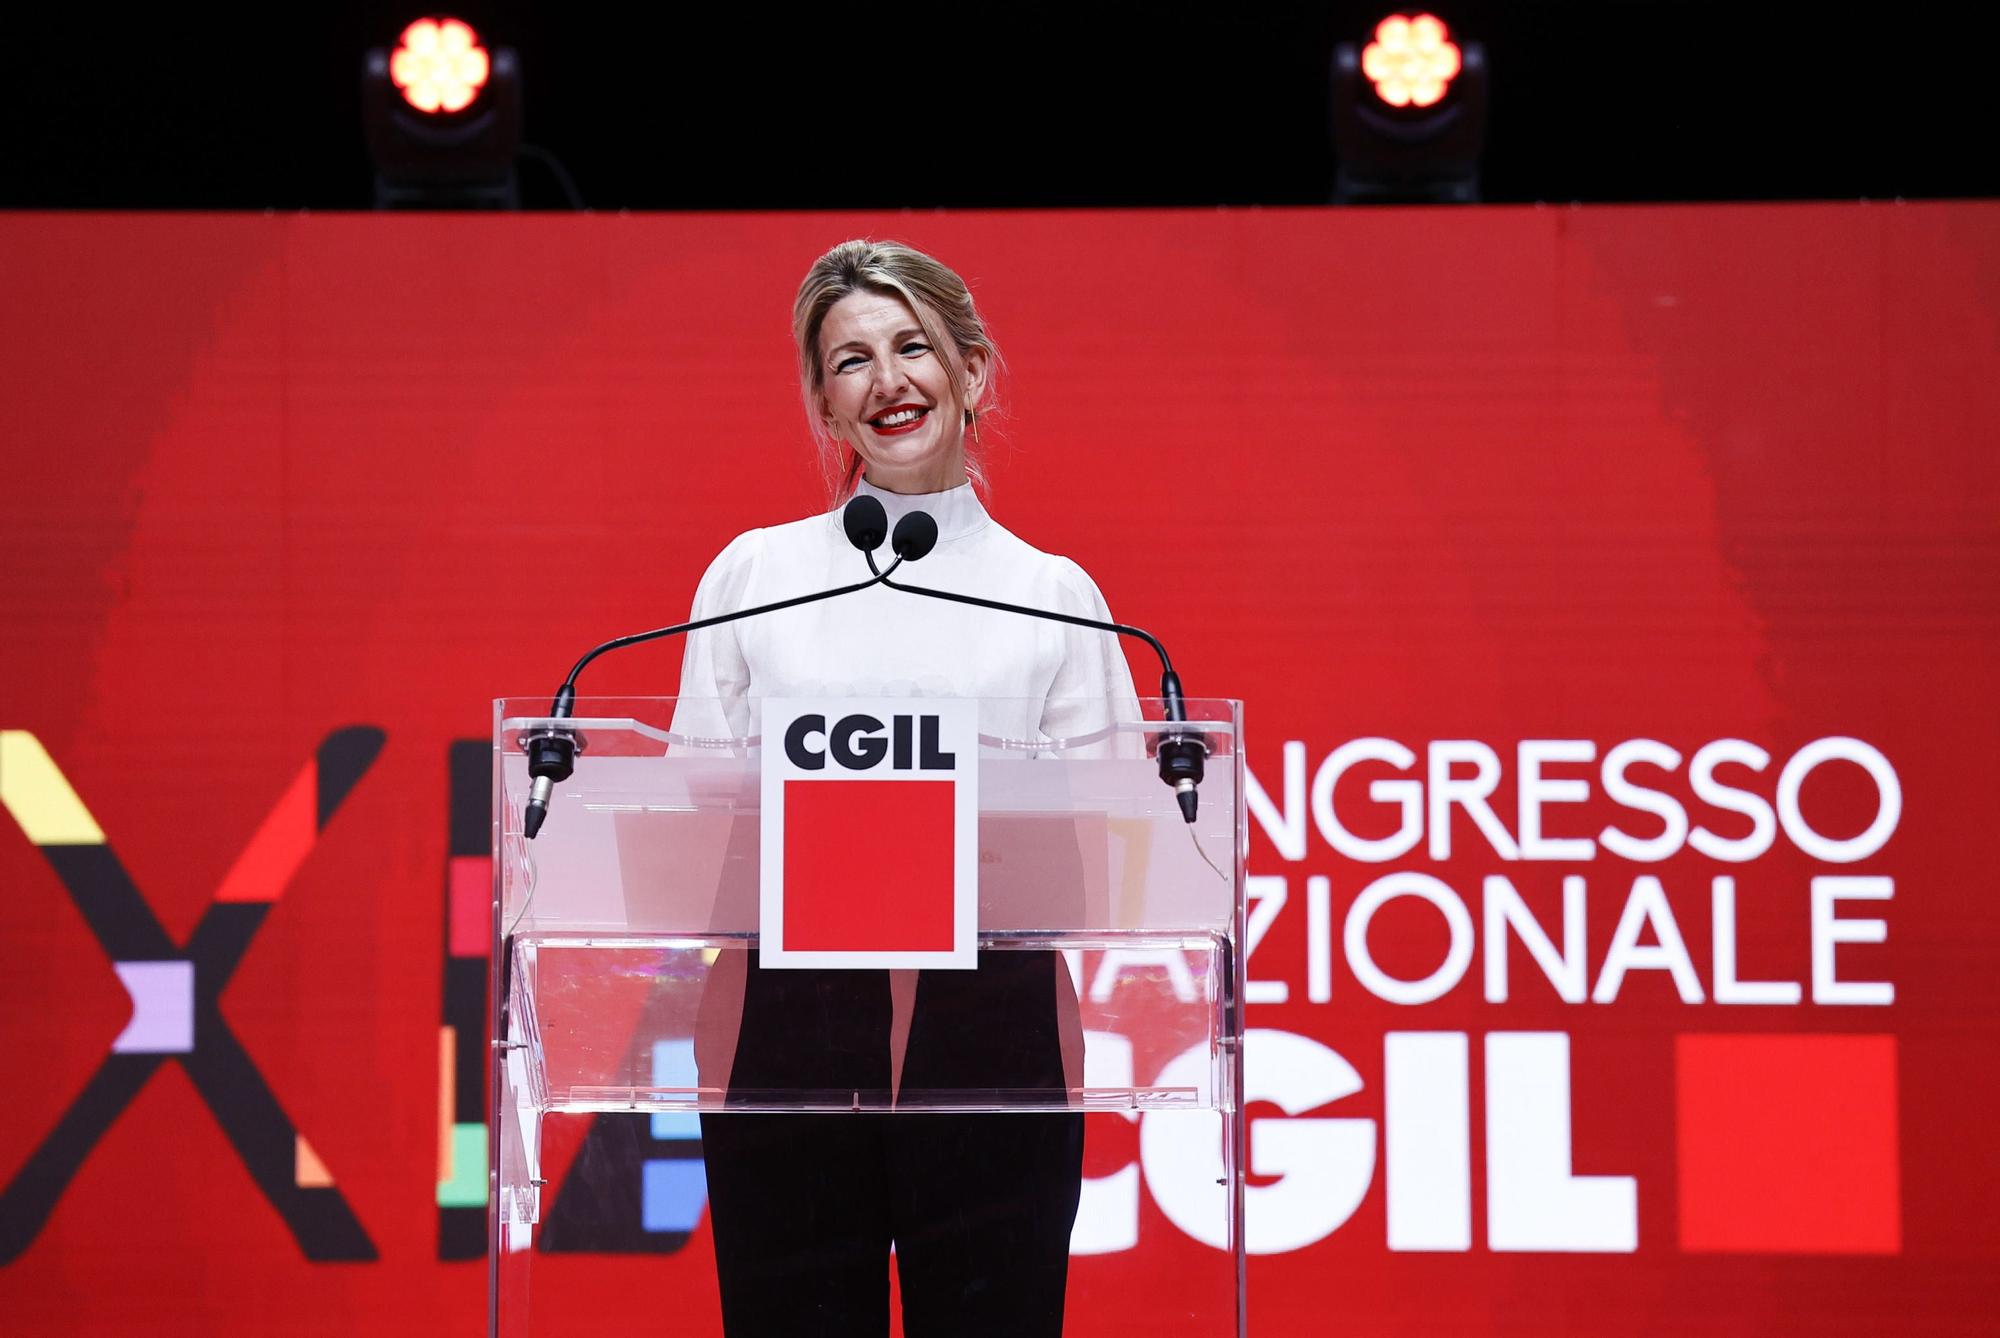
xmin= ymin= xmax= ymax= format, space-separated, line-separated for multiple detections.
xmin=523 ymin=496 xmax=902 ymax=839
xmin=845 ymin=494 xmax=889 ymax=553
xmin=891 ymin=510 xmax=938 ymax=562
xmin=864 ymin=510 xmax=1207 ymax=822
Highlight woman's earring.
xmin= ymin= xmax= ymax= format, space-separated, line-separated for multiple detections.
xmin=965 ymin=406 xmax=982 ymax=446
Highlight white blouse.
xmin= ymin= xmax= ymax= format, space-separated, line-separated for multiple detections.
xmin=670 ymin=479 xmax=1139 ymax=744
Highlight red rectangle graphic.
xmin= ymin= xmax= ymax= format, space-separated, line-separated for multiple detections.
xmin=781 ymin=779 xmax=955 ymax=953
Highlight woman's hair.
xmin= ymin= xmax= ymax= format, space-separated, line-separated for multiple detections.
xmin=792 ymin=239 xmax=1003 ymax=498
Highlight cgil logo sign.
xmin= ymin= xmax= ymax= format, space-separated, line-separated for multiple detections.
xmin=1068 ymin=1024 xmax=1899 ymax=1257
xmin=758 ymin=699 xmax=980 ymax=970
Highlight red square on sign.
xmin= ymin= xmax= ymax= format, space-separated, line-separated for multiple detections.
xmin=1676 ymin=1033 xmax=1900 ymax=1254
xmin=781 ymin=779 xmax=955 ymax=953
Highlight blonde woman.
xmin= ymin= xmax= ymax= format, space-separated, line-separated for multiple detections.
xmin=675 ymin=240 xmax=1135 ymax=1337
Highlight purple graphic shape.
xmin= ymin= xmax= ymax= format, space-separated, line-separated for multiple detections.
xmin=110 ymin=961 xmax=195 ymax=1054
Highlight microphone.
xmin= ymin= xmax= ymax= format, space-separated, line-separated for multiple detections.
xmin=522 ymin=495 xmax=902 ymax=839
xmin=891 ymin=510 xmax=938 ymax=562
xmin=864 ymin=510 xmax=1207 ymax=822
xmin=844 ymin=494 xmax=889 ymax=553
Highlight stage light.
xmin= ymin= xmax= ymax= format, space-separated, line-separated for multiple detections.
xmin=389 ymin=18 xmax=491 ymax=115
xmin=1330 ymin=13 xmax=1489 ymax=204
xmin=1361 ymin=14 xmax=1461 ymax=109
xmin=363 ymin=18 xmax=522 ymax=209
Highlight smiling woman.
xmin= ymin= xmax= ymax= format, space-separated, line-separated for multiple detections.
xmin=669 ymin=238 xmax=1139 ymax=1337
xmin=812 ymin=290 xmax=986 ymax=493
xmin=793 ymin=240 xmax=1002 ymax=498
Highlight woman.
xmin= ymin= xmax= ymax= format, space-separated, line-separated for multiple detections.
xmin=674 ymin=239 xmax=1137 ymax=1337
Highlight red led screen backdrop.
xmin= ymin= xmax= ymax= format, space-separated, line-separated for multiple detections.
xmin=2 ymin=205 xmax=1997 ymax=1336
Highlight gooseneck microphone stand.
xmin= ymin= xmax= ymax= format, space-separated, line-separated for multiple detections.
xmin=860 ymin=507 xmax=1209 ymax=822
xmin=522 ymin=494 xmax=1206 ymax=836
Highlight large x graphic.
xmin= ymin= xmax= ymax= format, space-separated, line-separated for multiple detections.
xmin=0 ymin=728 xmax=383 ymax=1263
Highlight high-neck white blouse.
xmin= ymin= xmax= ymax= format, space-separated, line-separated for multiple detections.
xmin=670 ymin=479 xmax=1139 ymax=744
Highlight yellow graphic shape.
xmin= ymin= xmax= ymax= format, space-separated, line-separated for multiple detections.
xmin=295 ymin=1134 xmax=334 ymax=1188
xmin=0 ymin=731 xmax=106 ymax=845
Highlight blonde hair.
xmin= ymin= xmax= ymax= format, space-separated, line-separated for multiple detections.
xmin=792 ymin=239 xmax=1003 ymax=499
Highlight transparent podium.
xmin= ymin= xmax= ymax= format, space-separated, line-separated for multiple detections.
xmin=489 ymin=697 xmax=1246 ymax=1337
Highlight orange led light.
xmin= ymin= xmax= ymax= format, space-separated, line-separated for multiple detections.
xmin=1361 ymin=13 xmax=1462 ymax=109
xmin=389 ymin=17 xmax=491 ymax=114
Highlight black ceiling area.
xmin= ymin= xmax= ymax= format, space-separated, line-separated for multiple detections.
xmin=6 ymin=2 xmax=1996 ymax=210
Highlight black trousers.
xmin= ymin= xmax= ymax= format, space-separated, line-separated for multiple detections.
xmin=699 ymin=953 xmax=1082 ymax=1337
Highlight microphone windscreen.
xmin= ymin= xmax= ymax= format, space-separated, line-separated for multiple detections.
xmin=891 ymin=510 xmax=939 ymax=562
xmin=842 ymin=494 xmax=888 ymax=552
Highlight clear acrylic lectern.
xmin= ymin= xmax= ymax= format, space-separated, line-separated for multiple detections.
xmin=489 ymin=697 xmax=1246 ymax=1337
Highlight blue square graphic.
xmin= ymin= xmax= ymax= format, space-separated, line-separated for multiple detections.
xmin=642 ymin=1158 xmax=708 ymax=1233
xmin=650 ymin=1039 xmax=700 ymax=1140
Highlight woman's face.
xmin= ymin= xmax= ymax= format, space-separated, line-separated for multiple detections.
xmin=817 ymin=289 xmax=985 ymax=494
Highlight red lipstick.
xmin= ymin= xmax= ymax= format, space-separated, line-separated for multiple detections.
xmin=867 ymin=403 xmax=931 ymax=436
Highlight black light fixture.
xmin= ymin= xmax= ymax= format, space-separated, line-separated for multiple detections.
xmin=363 ymin=17 xmax=522 ymax=209
xmin=1331 ymin=13 xmax=1488 ymax=204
